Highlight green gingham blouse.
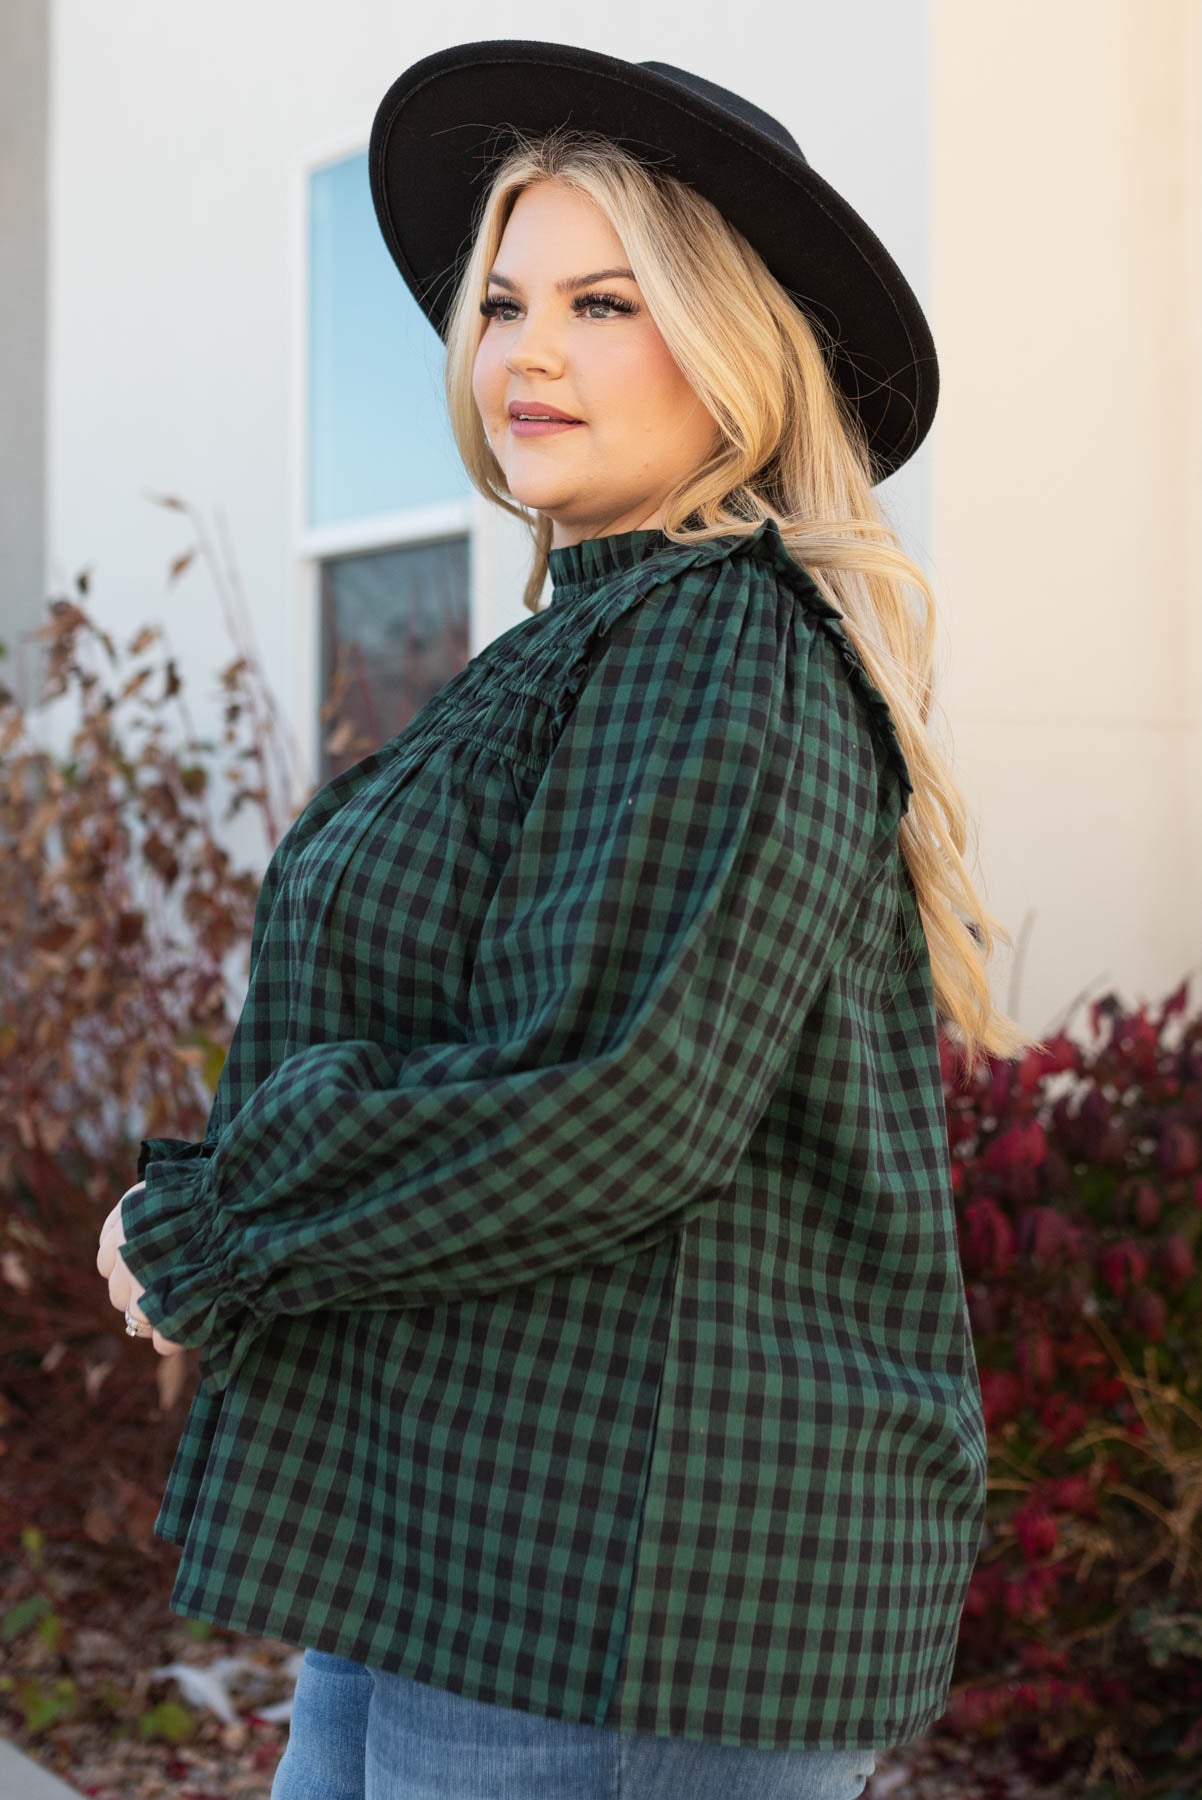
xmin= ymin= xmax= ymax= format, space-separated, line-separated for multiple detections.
xmin=120 ymin=515 xmax=988 ymax=1753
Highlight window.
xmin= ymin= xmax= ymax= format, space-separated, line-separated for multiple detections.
xmin=307 ymin=149 xmax=468 ymax=525
xmin=319 ymin=535 xmax=470 ymax=784
xmin=303 ymin=145 xmax=474 ymax=781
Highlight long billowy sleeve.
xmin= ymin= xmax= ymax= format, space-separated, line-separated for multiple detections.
xmin=119 ymin=552 xmax=880 ymax=1395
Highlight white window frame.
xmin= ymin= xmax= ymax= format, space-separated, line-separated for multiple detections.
xmin=289 ymin=126 xmax=492 ymax=794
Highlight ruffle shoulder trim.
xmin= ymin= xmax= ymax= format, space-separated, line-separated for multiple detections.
xmin=738 ymin=518 xmax=916 ymax=808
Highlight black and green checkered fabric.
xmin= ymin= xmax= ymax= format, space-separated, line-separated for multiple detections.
xmin=120 ymin=515 xmax=987 ymax=1753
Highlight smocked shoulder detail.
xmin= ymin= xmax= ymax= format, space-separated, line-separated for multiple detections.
xmin=411 ymin=517 xmax=914 ymax=807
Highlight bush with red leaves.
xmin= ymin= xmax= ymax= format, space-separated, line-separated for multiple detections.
xmin=0 ymin=498 xmax=368 ymax=1557
xmin=942 ymin=984 xmax=1202 ymax=1793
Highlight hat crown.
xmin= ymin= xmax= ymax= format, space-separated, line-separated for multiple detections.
xmin=637 ymin=61 xmax=808 ymax=166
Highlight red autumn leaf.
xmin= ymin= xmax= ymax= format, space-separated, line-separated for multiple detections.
xmin=983 ymin=1119 xmax=1047 ymax=1173
xmin=1161 ymin=1232 xmax=1196 ymax=1292
xmin=1014 ymin=1505 xmax=1059 ymax=1560
xmin=1016 ymin=1327 xmax=1056 ymax=1390
xmin=1029 ymin=1205 xmax=1079 ymax=1268
xmin=1099 ymin=1240 xmax=1149 ymax=1298
xmin=1125 ymin=1286 xmax=1166 ymax=1342
xmin=979 ymin=1366 xmax=1024 ymax=1429
xmin=964 ymin=1197 xmax=1015 ymax=1277
xmin=1157 ymin=1121 xmax=1200 ymax=1177
xmin=1046 ymin=1473 xmax=1100 ymax=1518
xmin=1132 ymin=1182 xmax=1162 ymax=1227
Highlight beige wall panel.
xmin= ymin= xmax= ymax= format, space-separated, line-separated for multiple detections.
xmin=930 ymin=0 xmax=1202 ymax=1033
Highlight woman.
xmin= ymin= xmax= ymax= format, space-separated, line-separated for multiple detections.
xmin=97 ymin=40 xmax=1040 ymax=1800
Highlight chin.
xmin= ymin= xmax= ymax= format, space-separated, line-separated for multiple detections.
xmin=504 ymin=476 xmax=569 ymax=511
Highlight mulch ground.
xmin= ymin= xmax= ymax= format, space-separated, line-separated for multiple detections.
xmin=0 ymin=1533 xmax=1096 ymax=1799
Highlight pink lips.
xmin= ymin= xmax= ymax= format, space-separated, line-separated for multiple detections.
xmin=509 ymin=416 xmax=584 ymax=437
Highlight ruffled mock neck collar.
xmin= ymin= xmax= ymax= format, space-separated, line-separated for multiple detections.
xmin=546 ymin=526 xmax=684 ymax=598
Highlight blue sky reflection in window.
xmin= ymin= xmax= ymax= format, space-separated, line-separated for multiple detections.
xmin=308 ymin=151 xmax=470 ymax=526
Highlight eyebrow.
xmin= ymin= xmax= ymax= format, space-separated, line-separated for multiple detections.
xmin=484 ymin=267 xmax=637 ymax=294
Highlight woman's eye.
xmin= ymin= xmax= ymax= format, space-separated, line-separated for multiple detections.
xmin=575 ymin=295 xmax=629 ymax=318
xmin=478 ymin=292 xmax=636 ymax=323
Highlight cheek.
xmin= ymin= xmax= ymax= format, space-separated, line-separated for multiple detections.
xmin=472 ymin=339 xmax=503 ymax=415
xmin=608 ymin=331 xmax=697 ymax=420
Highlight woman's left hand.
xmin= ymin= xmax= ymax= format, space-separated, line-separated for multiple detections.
xmin=97 ymin=1184 xmax=189 ymax=1356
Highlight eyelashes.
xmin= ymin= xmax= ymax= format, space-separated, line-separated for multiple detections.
xmin=479 ymin=290 xmax=639 ymax=323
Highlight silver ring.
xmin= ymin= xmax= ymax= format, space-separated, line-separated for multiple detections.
xmin=125 ymin=1304 xmax=152 ymax=1338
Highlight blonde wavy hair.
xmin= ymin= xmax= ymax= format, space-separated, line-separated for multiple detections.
xmin=438 ymin=126 xmax=1042 ymax=1075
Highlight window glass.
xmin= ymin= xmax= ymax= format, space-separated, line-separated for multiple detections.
xmin=320 ymin=536 xmax=471 ymax=782
xmin=308 ymin=151 xmax=469 ymax=526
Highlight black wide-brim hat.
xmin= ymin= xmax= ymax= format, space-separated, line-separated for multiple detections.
xmin=369 ymin=39 xmax=937 ymax=486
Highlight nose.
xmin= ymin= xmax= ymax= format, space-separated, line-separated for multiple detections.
xmin=505 ymin=347 xmax=560 ymax=378
xmin=503 ymin=308 xmax=565 ymax=379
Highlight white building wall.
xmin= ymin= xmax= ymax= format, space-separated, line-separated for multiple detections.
xmin=0 ymin=0 xmax=49 ymax=706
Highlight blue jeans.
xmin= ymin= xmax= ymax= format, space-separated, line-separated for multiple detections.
xmin=270 ymin=1648 xmax=881 ymax=1800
